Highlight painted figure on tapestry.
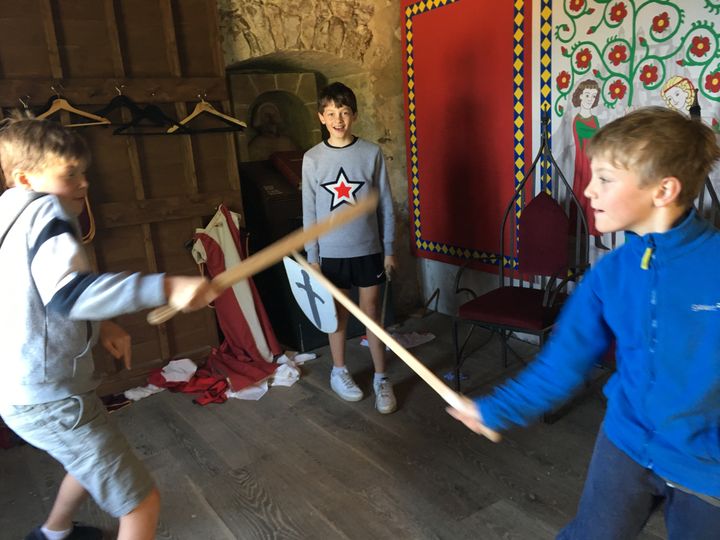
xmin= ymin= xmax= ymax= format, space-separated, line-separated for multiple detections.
xmin=661 ymin=76 xmax=696 ymax=114
xmin=571 ymin=79 xmax=605 ymax=248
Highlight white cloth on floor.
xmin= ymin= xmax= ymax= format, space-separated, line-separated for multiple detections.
xmin=276 ymin=351 xmax=317 ymax=365
xmin=226 ymin=380 xmax=269 ymax=401
xmin=225 ymin=360 xmax=301 ymax=400
xmin=161 ymin=358 xmax=197 ymax=382
xmin=270 ymin=363 xmax=301 ymax=387
xmin=124 ymin=384 xmax=164 ymax=401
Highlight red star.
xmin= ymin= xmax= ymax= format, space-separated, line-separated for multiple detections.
xmin=321 ymin=167 xmax=365 ymax=210
xmin=334 ymin=181 xmax=352 ymax=200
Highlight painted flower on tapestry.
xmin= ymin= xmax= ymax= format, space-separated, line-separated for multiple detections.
xmin=575 ymin=48 xmax=592 ymax=69
xmin=639 ymin=65 xmax=659 ymax=86
xmin=569 ymin=0 xmax=585 ymax=13
xmin=608 ymin=44 xmax=628 ymax=66
xmin=705 ymin=71 xmax=720 ymax=93
xmin=690 ymin=36 xmax=711 ymax=58
xmin=610 ymin=2 xmax=628 ymax=23
xmin=609 ymin=79 xmax=627 ymax=100
xmin=652 ymin=12 xmax=670 ymax=34
xmin=557 ymin=70 xmax=571 ymax=90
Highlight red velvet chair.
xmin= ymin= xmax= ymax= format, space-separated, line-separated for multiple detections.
xmin=452 ymin=116 xmax=590 ymax=391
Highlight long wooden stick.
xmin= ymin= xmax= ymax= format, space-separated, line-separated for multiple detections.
xmin=291 ymin=250 xmax=501 ymax=443
xmin=147 ymin=192 xmax=379 ymax=325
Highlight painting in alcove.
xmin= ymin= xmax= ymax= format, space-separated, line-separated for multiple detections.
xmin=245 ymin=91 xmax=315 ymax=162
xmin=550 ymin=0 xmax=720 ymax=254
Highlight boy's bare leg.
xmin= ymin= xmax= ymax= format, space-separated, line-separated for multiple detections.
xmin=44 ymin=473 xmax=89 ymax=531
xmin=359 ymin=285 xmax=386 ymax=373
xmin=117 ymin=488 xmax=161 ymax=540
xmin=328 ymin=296 xmax=350 ymax=367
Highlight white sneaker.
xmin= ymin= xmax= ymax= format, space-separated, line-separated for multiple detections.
xmin=374 ymin=378 xmax=397 ymax=414
xmin=330 ymin=369 xmax=363 ymax=402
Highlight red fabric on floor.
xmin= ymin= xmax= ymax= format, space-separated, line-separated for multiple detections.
xmin=192 ymin=204 xmax=280 ymax=392
xmin=147 ymin=368 xmax=229 ymax=405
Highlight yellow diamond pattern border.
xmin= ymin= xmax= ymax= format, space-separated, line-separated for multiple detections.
xmin=539 ymin=0 xmax=553 ymax=190
xmin=404 ymin=0 xmax=530 ymax=268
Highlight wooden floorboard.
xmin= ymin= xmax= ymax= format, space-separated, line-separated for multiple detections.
xmin=0 ymin=312 xmax=668 ymax=539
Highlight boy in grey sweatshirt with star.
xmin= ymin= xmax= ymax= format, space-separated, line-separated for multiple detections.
xmin=302 ymin=82 xmax=397 ymax=414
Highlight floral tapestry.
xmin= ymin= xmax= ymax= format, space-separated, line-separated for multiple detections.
xmin=550 ymin=0 xmax=720 ymax=252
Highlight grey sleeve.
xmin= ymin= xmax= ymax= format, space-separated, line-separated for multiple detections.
xmin=30 ymin=217 xmax=166 ymax=320
xmin=302 ymin=154 xmax=320 ymax=264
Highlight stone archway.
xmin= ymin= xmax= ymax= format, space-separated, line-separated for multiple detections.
xmin=228 ymin=72 xmax=321 ymax=162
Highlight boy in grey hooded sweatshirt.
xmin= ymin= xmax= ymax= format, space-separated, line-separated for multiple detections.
xmin=0 ymin=119 xmax=215 ymax=540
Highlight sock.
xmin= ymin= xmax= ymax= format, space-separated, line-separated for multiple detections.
xmin=374 ymin=372 xmax=387 ymax=387
xmin=332 ymin=366 xmax=347 ymax=376
xmin=41 ymin=526 xmax=73 ymax=540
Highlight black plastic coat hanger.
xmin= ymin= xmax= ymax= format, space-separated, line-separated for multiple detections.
xmin=114 ymin=103 xmax=190 ymax=135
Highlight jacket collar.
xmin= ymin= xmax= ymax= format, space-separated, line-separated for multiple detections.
xmin=625 ymin=209 xmax=712 ymax=263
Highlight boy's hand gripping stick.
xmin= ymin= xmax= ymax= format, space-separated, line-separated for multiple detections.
xmin=290 ymin=250 xmax=502 ymax=443
xmin=147 ymin=192 xmax=379 ymax=325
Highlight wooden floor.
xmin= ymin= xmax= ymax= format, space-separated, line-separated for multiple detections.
xmin=0 ymin=312 xmax=667 ymax=539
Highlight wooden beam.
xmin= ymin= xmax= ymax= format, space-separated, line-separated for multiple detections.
xmin=38 ymin=0 xmax=63 ymax=80
xmin=94 ymin=190 xmax=243 ymax=229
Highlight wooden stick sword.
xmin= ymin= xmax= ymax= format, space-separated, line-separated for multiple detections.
xmin=146 ymin=191 xmax=379 ymax=325
xmin=290 ymin=250 xmax=502 ymax=443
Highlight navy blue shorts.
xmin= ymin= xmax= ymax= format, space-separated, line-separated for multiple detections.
xmin=321 ymin=253 xmax=385 ymax=289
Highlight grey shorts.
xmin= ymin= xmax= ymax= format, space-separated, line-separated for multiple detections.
xmin=0 ymin=391 xmax=154 ymax=518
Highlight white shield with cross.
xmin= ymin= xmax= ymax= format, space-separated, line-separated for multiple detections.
xmin=283 ymin=256 xmax=338 ymax=333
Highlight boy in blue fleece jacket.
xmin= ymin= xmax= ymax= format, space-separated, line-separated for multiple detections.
xmin=0 ymin=119 xmax=216 ymax=540
xmin=447 ymin=107 xmax=720 ymax=539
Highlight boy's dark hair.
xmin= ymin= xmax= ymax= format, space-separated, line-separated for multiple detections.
xmin=0 ymin=118 xmax=90 ymax=188
xmin=586 ymin=106 xmax=720 ymax=207
xmin=318 ymin=82 xmax=358 ymax=114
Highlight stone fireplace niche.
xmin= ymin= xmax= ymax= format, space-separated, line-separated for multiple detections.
xmin=227 ymin=71 xmax=321 ymax=162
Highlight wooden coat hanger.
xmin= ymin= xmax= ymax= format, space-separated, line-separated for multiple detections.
xmin=167 ymin=94 xmax=246 ymax=133
xmin=37 ymin=87 xmax=111 ymax=128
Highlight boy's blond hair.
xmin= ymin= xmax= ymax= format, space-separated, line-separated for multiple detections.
xmin=586 ymin=106 xmax=720 ymax=207
xmin=0 ymin=118 xmax=90 ymax=188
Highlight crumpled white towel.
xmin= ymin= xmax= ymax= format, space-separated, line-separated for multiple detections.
xmin=124 ymin=384 xmax=164 ymax=401
xmin=276 ymin=352 xmax=317 ymax=365
xmin=225 ymin=362 xmax=301 ymax=400
xmin=161 ymin=358 xmax=197 ymax=382
xmin=270 ymin=363 xmax=301 ymax=387
xmin=226 ymin=380 xmax=269 ymax=401
xmin=123 ymin=359 xmax=197 ymax=402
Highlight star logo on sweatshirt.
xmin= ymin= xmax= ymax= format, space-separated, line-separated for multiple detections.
xmin=321 ymin=167 xmax=364 ymax=211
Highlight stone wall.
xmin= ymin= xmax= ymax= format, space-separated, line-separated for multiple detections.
xmin=218 ymin=0 xmax=420 ymax=313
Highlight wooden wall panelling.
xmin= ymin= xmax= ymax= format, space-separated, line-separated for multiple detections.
xmin=102 ymin=0 xmax=172 ymax=366
xmin=153 ymin=0 xmax=228 ymax=368
xmin=37 ymin=0 xmax=168 ymax=383
xmin=0 ymin=1 xmax=52 ymax=77
xmin=0 ymin=0 xmax=243 ymax=394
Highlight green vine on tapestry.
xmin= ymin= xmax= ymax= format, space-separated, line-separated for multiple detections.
xmin=553 ymin=0 xmax=720 ymax=117
xmin=706 ymin=0 xmax=720 ymax=16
